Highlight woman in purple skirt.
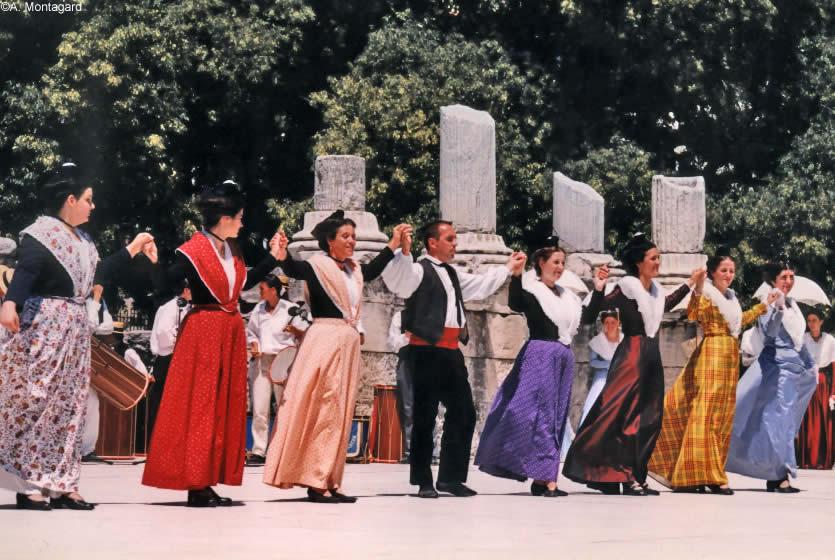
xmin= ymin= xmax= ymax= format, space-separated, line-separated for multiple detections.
xmin=475 ymin=238 xmax=582 ymax=497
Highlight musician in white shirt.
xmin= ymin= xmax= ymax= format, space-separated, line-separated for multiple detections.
xmin=147 ymin=282 xmax=191 ymax=437
xmin=81 ymin=284 xmax=114 ymax=463
xmin=246 ymin=274 xmax=306 ymax=465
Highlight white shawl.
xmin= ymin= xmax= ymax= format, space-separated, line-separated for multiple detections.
xmin=618 ymin=276 xmax=666 ymax=338
xmin=588 ymin=331 xmax=624 ymax=361
xmin=521 ymin=269 xmax=582 ymax=346
xmin=700 ymin=280 xmax=743 ymax=337
xmin=804 ymin=332 xmax=835 ymax=370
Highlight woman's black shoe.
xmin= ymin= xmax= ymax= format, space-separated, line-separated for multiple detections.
xmin=51 ymin=494 xmax=95 ymax=511
xmin=640 ymin=483 xmax=660 ymax=496
xmin=530 ymin=482 xmax=547 ymax=496
xmin=206 ymin=487 xmax=233 ymax=506
xmin=329 ymin=490 xmax=357 ymax=503
xmin=307 ymin=488 xmax=340 ymax=504
xmin=187 ymin=489 xmax=217 ymax=508
xmin=587 ymin=482 xmax=620 ymax=495
xmin=672 ymin=485 xmax=705 ymax=494
xmin=706 ymin=485 xmax=734 ymax=495
xmin=766 ymin=479 xmax=800 ymax=493
xmin=15 ymin=493 xmax=51 ymax=511
xmin=543 ymin=488 xmax=568 ymax=497
xmin=621 ymin=482 xmax=648 ymax=496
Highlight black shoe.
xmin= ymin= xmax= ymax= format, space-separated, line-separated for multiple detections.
xmin=417 ymin=484 xmax=439 ymax=499
xmin=329 ymin=489 xmax=357 ymax=503
xmin=543 ymin=488 xmax=568 ymax=497
xmin=81 ymin=453 xmax=112 ymax=465
xmin=186 ymin=489 xmax=217 ymax=508
xmin=640 ymin=483 xmax=660 ymax=496
xmin=766 ymin=479 xmax=800 ymax=493
xmin=587 ymin=482 xmax=620 ymax=495
xmin=246 ymin=454 xmax=266 ymax=466
xmin=15 ymin=493 xmax=51 ymax=511
xmin=530 ymin=481 xmax=547 ymax=496
xmin=205 ymin=487 xmax=233 ymax=506
xmin=672 ymin=485 xmax=705 ymax=494
xmin=436 ymin=481 xmax=477 ymax=497
xmin=306 ymin=488 xmax=340 ymax=504
xmin=51 ymin=494 xmax=96 ymax=511
xmin=706 ymin=484 xmax=734 ymax=496
xmin=621 ymin=482 xmax=648 ymax=496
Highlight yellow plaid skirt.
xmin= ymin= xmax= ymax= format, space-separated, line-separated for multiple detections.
xmin=649 ymin=333 xmax=741 ymax=487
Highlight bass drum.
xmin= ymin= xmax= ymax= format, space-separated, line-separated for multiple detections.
xmin=269 ymin=345 xmax=298 ymax=385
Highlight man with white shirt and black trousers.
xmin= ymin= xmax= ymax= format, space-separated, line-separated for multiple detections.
xmin=148 ymin=280 xmax=191 ymax=437
xmin=246 ymin=273 xmax=307 ymax=466
xmin=383 ymin=220 xmax=525 ymax=498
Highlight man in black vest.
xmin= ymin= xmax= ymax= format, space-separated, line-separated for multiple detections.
xmin=383 ymin=220 xmax=526 ymax=497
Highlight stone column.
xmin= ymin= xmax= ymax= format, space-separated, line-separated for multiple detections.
xmin=651 ymin=175 xmax=707 ymax=290
xmin=552 ymin=172 xmax=622 ymax=287
xmin=439 ymin=104 xmax=511 ymax=268
xmin=289 ymin=155 xmax=388 ymax=261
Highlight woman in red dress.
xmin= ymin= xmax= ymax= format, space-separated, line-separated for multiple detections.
xmin=142 ymin=181 xmax=281 ymax=507
xmin=796 ymin=308 xmax=835 ymax=469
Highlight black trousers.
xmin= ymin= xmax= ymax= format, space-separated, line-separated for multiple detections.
xmin=395 ymin=346 xmax=414 ymax=455
xmin=147 ymin=354 xmax=173 ymax=439
xmin=408 ymin=345 xmax=476 ymax=486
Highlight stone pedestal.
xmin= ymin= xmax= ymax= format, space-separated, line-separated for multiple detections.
xmin=652 ymin=175 xmax=707 ymax=290
xmin=289 ymin=155 xmax=388 ymax=261
xmin=0 ymin=237 xmax=16 ymax=266
xmin=439 ymin=105 xmax=511 ymax=269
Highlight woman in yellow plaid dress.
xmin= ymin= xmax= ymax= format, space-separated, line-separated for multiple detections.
xmin=649 ymin=248 xmax=771 ymax=494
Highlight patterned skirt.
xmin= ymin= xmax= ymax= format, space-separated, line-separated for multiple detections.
xmin=649 ymin=334 xmax=741 ymax=487
xmin=563 ymin=335 xmax=664 ymax=485
xmin=0 ymin=297 xmax=91 ymax=493
xmin=475 ymin=340 xmax=575 ymax=482
xmin=142 ymin=306 xmax=249 ymax=490
xmin=263 ymin=319 xmax=361 ymax=491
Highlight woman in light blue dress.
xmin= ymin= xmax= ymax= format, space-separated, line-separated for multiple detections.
xmin=726 ymin=262 xmax=818 ymax=493
xmin=581 ymin=310 xmax=623 ymax=424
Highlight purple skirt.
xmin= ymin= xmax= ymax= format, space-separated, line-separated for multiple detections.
xmin=475 ymin=339 xmax=575 ymax=482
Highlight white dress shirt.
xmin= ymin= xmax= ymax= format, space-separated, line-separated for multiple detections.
xmin=387 ymin=311 xmax=410 ymax=352
xmin=246 ymin=299 xmax=307 ymax=355
xmin=85 ymin=297 xmax=114 ymax=335
xmin=150 ymin=297 xmax=190 ymax=357
xmin=382 ymin=249 xmax=509 ymax=328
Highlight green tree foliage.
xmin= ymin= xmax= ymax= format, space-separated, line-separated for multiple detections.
xmin=0 ymin=0 xmax=315 ymax=255
xmin=560 ymin=137 xmax=655 ymax=253
xmin=311 ymin=16 xmax=550 ymax=247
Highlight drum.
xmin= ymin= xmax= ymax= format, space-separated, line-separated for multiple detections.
xmin=346 ymin=415 xmax=370 ymax=463
xmin=268 ymin=345 xmax=298 ymax=385
xmin=90 ymin=336 xmax=153 ymax=411
xmin=368 ymin=385 xmax=404 ymax=463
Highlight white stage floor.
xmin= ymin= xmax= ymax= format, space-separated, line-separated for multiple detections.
xmin=1 ymin=463 xmax=833 ymax=559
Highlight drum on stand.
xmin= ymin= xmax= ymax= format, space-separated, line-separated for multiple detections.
xmin=368 ymin=385 xmax=404 ymax=463
xmin=90 ymin=336 xmax=153 ymax=411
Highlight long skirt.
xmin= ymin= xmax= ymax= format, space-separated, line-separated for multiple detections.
xmin=726 ymin=346 xmax=818 ymax=480
xmin=563 ymin=335 xmax=664 ymax=485
xmin=263 ymin=319 xmax=361 ymax=491
xmin=0 ymin=298 xmax=90 ymax=494
xmin=142 ymin=307 xmax=248 ymax=490
xmin=475 ymin=340 xmax=575 ymax=482
xmin=795 ymin=370 xmax=834 ymax=469
xmin=649 ymin=333 xmax=740 ymax=487
xmin=580 ymin=369 xmax=608 ymax=425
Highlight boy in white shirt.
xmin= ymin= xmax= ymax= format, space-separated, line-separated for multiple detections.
xmin=246 ymin=274 xmax=307 ymax=465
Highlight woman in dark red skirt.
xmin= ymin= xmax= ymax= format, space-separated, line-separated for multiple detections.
xmin=796 ymin=308 xmax=835 ymax=469
xmin=562 ymin=234 xmax=701 ymax=496
xmin=142 ymin=181 xmax=280 ymax=507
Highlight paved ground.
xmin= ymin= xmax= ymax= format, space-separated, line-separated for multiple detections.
xmin=1 ymin=463 xmax=833 ymax=560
